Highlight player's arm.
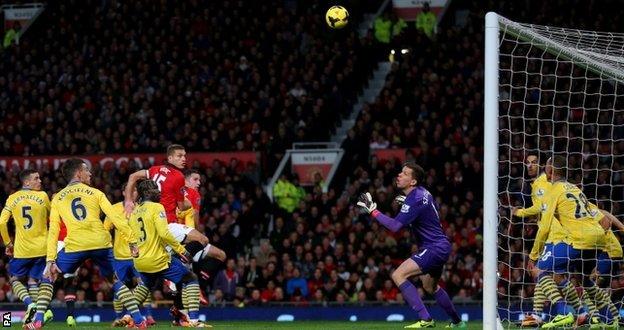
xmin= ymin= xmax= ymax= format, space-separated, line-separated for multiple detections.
xmin=0 ymin=202 xmax=13 ymax=251
xmin=515 ymin=196 xmax=543 ymax=218
xmin=601 ymin=208 xmax=624 ymax=233
xmin=178 ymin=208 xmax=196 ymax=228
xmin=103 ymin=217 xmax=114 ymax=231
xmin=178 ymin=198 xmax=192 ymax=212
xmin=124 ymin=169 xmax=148 ymax=215
xmin=46 ymin=202 xmax=62 ymax=262
xmin=529 ymin=192 xmax=558 ymax=261
xmin=516 ymin=182 xmax=548 ymax=218
xmin=357 ymin=193 xmax=417 ymax=232
xmin=174 ymin=175 xmax=191 ymax=212
xmin=186 ymin=209 xmax=198 ymax=228
xmin=154 ymin=207 xmax=187 ymax=256
xmin=100 ymin=192 xmax=138 ymax=247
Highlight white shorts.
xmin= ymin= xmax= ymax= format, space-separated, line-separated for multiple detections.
xmin=168 ymin=223 xmax=193 ymax=243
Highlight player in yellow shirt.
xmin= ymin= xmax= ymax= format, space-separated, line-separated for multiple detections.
xmin=129 ymin=179 xmax=209 ymax=328
xmin=597 ymin=210 xmax=623 ymax=287
xmin=513 ymin=154 xmax=550 ymax=220
xmin=537 ymin=156 xmax=612 ymax=328
xmin=23 ymin=158 xmax=147 ymax=330
xmin=104 ymin=183 xmax=156 ymax=327
xmin=0 ymin=170 xmax=49 ymax=324
xmin=512 ymin=154 xmax=579 ymax=327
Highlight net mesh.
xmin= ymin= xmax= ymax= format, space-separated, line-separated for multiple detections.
xmin=497 ymin=17 xmax=624 ymax=324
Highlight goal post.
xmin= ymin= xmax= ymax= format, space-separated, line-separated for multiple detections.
xmin=484 ymin=12 xmax=624 ymax=327
xmin=483 ymin=11 xmax=500 ymax=330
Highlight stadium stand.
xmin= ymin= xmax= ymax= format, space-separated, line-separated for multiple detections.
xmin=0 ymin=0 xmax=622 ymax=312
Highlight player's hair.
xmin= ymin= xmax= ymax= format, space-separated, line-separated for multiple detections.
xmin=403 ymin=162 xmax=425 ymax=185
xmin=526 ymin=152 xmax=539 ymax=160
xmin=19 ymin=169 xmax=38 ymax=184
xmin=184 ymin=169 xmax=200 ymax=178
xmin=136 ymin=179 xmax=161 ymax=203
xmin=166 ymin=144 xmax=185 ymax=156
xmin=550 ymin=155 xmax=567 ymax=178
xmin=61 ymin=158 xmax=86 ymax=182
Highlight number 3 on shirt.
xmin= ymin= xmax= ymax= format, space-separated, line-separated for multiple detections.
xmin=137 ymin=217 xmax=147 ymax=242
xmin=71 ymin=197 xmax=87 ymax=220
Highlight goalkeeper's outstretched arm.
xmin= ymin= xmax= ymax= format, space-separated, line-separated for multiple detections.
xmin=357 ymin=193 xmax=415 ymax=233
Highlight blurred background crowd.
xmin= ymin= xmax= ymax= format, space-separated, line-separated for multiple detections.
xmin=0 ymin=0 xmax=623 ymax=308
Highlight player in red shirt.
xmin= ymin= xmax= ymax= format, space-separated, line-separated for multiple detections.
xmin=124 ymin=144 xmax=223 ymax=322
xmin=180 ymin=169 xmax=226 ymax=305
xmin=124 ymin=145 xmax=207 ymax=246
xmin=177 ymin=169 xmax=225 ymax=262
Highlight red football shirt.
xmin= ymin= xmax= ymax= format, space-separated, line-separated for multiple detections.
xmin=58 ymin=221 xmax=67 ymax=241
xmin=185 ymin=187 xmax=201 ymax=212
xmin=147 ymin=164 xmax=185 ymax=223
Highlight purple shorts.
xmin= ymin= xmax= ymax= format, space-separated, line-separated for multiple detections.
xmin=410 ymin=246 xmax=450 ymax=278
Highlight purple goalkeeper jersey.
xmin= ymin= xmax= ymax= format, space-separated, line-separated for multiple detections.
xmin=395 ymin=186 xmax=450 ymax=250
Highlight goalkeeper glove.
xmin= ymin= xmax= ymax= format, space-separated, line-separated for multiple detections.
xmin=357 ymin=192 xmax=377 ymax=214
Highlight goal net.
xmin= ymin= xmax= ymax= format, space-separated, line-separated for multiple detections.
xmin=484 ymin=13 xmax=624 ymax=328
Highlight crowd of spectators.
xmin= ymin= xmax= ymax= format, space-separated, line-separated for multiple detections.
xmin=0 ymin=0 xmax=379 ymax=173
xmin=1 ymin=0 xmax=623 ymax=310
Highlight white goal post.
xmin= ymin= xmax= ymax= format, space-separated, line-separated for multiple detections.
xmin=484 ymin=12 xmax=624 ymax=328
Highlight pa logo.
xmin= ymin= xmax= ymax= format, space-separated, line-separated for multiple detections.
xmin=2 ymin=312 xmax=10 ymax=327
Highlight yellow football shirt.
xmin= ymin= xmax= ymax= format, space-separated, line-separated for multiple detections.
xmin=176 ymin=208 xmax=196 ymax=228
xmin=521 ymin=174 xmax=567 ymax=260
xmin=604 ymin=230 xmax=623 ymax=259
xmin=103 ymin=202 xmax=132 ymax=260
xmin=129 ymin=201 xmax=186 ymax=273
xmin=47 ymin=182 xmax=137 ymax=261
xmin=538 ymin=181 xmax=605 ymax=251
xmin=0 ymin=189 xmax=49 ymax=258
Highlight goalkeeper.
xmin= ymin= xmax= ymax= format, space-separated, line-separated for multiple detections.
xmin=357 ymin=162 xmax=465 ymax=329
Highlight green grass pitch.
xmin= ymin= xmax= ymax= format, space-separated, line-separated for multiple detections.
xmin=11 ymin=321 xmax=485 ymax=329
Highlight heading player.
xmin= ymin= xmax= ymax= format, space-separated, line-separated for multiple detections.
xmin=357 ymin=162 xmax=465 ymax=328
xmin=124 ymin=145 xmax=219 ymax=322
xmin=125 ymin=145 xmax=211 ymax=255
xmin=24 ymin=158 xmax=146 ymax=330
xmin=0 ymin=170 xmax=49 ymax=323
xmin=128 ymin=180 xmax=208 ymax=328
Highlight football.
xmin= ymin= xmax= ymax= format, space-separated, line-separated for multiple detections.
xmin=326 ymin=6 xmax=349 ymax=29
